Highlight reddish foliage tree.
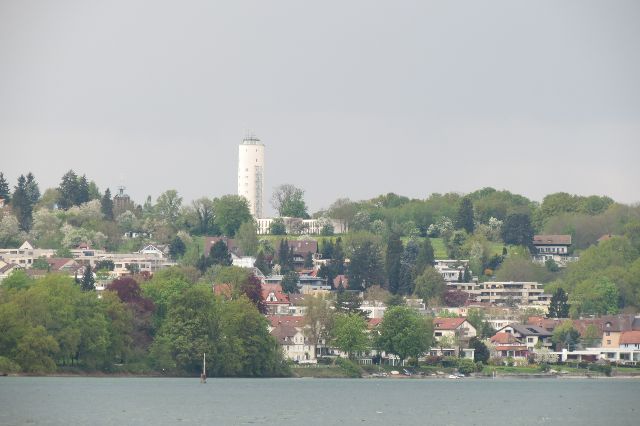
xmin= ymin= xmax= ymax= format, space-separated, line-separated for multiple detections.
xmin=107 ymin=277 xmax=155 ymax=313
xmin=444 ymin=290 xmax=469 ymax=307
xmin=240 ymin=274 xmax=267 ymax=314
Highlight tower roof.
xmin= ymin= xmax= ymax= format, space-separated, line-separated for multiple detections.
xmin=241 ymin=134 xmax=263 ymax=145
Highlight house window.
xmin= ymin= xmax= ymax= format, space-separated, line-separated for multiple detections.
xmin=607 ymin=340 xmax=611 ymax=345
xmin=605 ymin=331 xmax=610 ymax=336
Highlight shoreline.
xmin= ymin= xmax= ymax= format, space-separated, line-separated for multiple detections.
xmin=4 ymin=372 xmax=640 ymax=380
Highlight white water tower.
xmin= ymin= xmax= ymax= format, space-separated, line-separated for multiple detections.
xmin=237 ymin=134 xmax=265 ymax=218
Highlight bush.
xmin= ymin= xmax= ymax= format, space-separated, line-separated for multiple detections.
xmin=456 ymin=358 xmax=477 ymax=375
xmin=335 ymin=358 xmax=362 ymax=378
xmin=422 ymin=355 xmax=443 ymax=366
xmin=441 ymin=356 xmax=458 ymax=368
xmin=488 ymin=357 xmax=504 ymax=366
xmin=0 ymin=356 xmax=21 ymax=374
xmin=588 ymin=363 xmax=612 ymax=377
xmin=505 ymin=357 xmax=515 ymax=367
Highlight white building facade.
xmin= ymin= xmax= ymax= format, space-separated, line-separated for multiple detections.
xmin=237 ymin=135 xmax=265 ymax=218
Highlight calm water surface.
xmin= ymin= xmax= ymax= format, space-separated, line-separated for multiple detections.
xmin=0 ymin=377 xmax=638 ymax=425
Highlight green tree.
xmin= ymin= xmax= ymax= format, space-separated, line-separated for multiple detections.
xmin=347 ymin=239 xmax=384 ymax=291
xmin=501 ymin=213 xmax=534 ymax=247
xmin=446 ymin=230 xmax=468 ymax=259
xmin=385 ymin=233 xmax=403 ymax=293
xmin=101 ymin=188 xmax=114 ymax=220
xmin=466 ymin=308 xmax=495 ymax=338
xmin=188 ymin=197 xmax=217 ymax=235
xmin=303 ymin=295 xmax=334 ymax=358
xmin=455 ymin=196 xmax=475 ymax=234
xmin=254 ymin=251 xmax=271 ymax=275
xmin=76 ymin=175 xmax=90 ymax=205
xmin=398 ymin=239 xmax=419 ymax=295
xmin=415 ymin=238 xmax=435 ymax=274
xmin=149 ymin=285 xmax=218 ymax=374
xmin=269 ymin=218 xmax=286 ymax=235
xmin=271 ymin=184 xmax=309 ymax=218
xmin=12 ymin=175 xmax=34 ymax=231
xmin=547 ymin=288 xmax=570 ymax=318
xmin=156 ymin=190 xmax=183 ymax=224
xmin=281 ymin=271 xmax=299 ymax=294
xmin=13 ymin=326 xmax=60 ymax=373
xmin=213 ymin=195 xmax=252 ymax=237
xmin=24 ymin=172 xmax=40 ymax=206
xmin=0 ymin=172 xmax=11 ymax=203
xmin=209 ymin=240 xmax=233 ymax=267
xmin=57 ymin=170 xmax=79 ymax=210
xmin=80 ymin=265 xmax=95 ymax=291
xmin=236 ymin=221 xmax=259 ymax=256
xmin=169 ymin=236 xmax=186 ymax=259
xmin=552 ymin=320 xmax=580 ymax=351
xmin=332 ymin=313 xmax=369 ymax=359
xmin=413 ymin=267 xmax=446 ymax=304
xmin=572 ymin=277 xmax=620 ymax=316
xmin=469 ymin=337 xmax=490 ymax=364
xmin=375 ymin=306 xmax=433 ymax=365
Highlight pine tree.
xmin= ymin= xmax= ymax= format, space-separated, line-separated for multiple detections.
xmin=455 ymin=196 xmax=475 ymax=234
xmin=385 ymin=233 xmax=403 ymax=293
xmin=80 ymin=265 xmax=95 ymax=291
xmin=0 ymin=172 xmax=12 ymax=203
xmin=278 ymin=239 xmax=291 ymax=273
xmin=415 ymin=238 xmax=435 ymax=275
xmin=12 ymin=175 xmax=33 ymax=232
xmin=209 ymin=240 xmax=232 ymax=266
xmin=304 ymin=252 xmax=314 ymax=268
xmin=333 ymin=237 xmax=345 ymax=274
xmin=57 ymin=170 xmax=79 ymax=210
xmin=463 ymin=265 xmax=472 ymax=283
xmin=101 ymin=188 xmax=114 ymax=220
xmin=548 ymin=288 xmax=570 ymax=318
xmin=398 ymin=239 xmax=419 ymax=295
xmin=24 ymin=172 xmax=40 ymax=206
xmin=169 ymin=236 xmax=186 ymax=259
xmin=254 ymin=251 xmax=271 ymax=275
xmin=76 ymin=175 xmax=90 ymax=205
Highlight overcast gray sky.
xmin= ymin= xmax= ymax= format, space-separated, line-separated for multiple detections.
xmin=1 ymin=0 xmax=639 ymax=214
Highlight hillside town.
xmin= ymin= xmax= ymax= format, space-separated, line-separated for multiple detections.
xmin=0 ymin=138 xmax=639 ymax=377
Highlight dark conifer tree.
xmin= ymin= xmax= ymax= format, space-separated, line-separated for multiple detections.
xmin=209 ymin=240 xmax=232 ymax=266
xmin=455 ymin=196 xmax=475 ymax=234
xmin=57 ymin=170 xmax=79 ymax=210
xmin=548 ymin=288 xmax=570 ymax=318
xmin=101 ymin=188 xmax=114 ymax=220
xmin=398 ymin=239 xmax=419 ymax=295
xmin=76 ymin=175 xmax=90 ymax=205
xmin=24 ymin=172 xmax=40 ymax=206
xmin=415 ymin=238 xmax=435 ymax=275
xmin=12 ymin=175 xmax=33 ymax=232
xmin=254 ymin=251 xmax=271 ymax=275
xmin=385 ymin=233 xmax=403 ymax=293
xmin=80 ymin=265 xmax=95 ymax=291
xmin=169 ymin=236 xmax=186 ymax=259
xmin=0 ymin=172 xmax=11 ymax=203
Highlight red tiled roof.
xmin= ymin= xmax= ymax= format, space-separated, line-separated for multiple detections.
xmin=267 ymin=315 xmax=304 ymax=328
xmin=270 ymin=324 xmax=299 ymax=344
xmin=533 ymin=235 xmax=572 ymax=245
xmin=288 ymin=240 xmax=318 ymax=256
xmin=620 ymin=331 xmax=640 ymax=345
xmin=491 ymin=332 xmax=519 ymax=344
xmin=434 ymin=317 xmax=466 ymax=330
xmin=527 ymin=316 xmax=562 ymax=331
xmin=47 ymin=258 xmax=78 ymax=271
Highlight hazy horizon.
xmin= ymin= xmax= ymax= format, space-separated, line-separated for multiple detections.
xmin=2 ymin=0 xmax=639 ymax=214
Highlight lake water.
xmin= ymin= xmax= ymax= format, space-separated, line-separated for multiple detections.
xmin=0 ymin=377 xmax=638 ymax=425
